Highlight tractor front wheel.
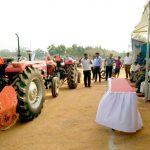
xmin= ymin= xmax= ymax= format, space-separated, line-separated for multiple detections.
xmin=51 ymin=77 xmax=60 ymax=97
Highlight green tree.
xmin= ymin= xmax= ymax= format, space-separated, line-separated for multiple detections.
xmin=15 ymin=47 xmax=28 ymax=58
xmin=47 ymin=44 xmax=57 ymax=55
xmin=0 ymin=49 xmax=11 ymax=57
xmin=46 ymin=44 xmax=126 ymax=59
xmin=33 ymin=48 xmax=46 ymax=60
xmin=58 ymin=45 xmax=66 ymax=56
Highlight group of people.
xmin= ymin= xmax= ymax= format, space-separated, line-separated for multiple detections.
xmin=80 ymin=51 xmax=148 ymax=89
xmin=123 ymin=52 xmax=150 ymax=98
xmin=80 ymin=52 xmax=123 ymax=87
xmin=80 ymin=52 xmax=102 ymax=87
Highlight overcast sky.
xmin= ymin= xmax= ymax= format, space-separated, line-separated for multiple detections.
xmin=0 ymin=0 xmax=148 ymax=52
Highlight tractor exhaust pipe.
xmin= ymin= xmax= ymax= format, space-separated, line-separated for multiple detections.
xmin=15 ymin=33 xmax=21 ymax=61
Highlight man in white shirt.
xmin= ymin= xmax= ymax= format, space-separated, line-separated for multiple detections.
xmin=81 ymin=53 xmax=91 ymax=87
xmin=123 ymin=52 xmax=133 ymax=79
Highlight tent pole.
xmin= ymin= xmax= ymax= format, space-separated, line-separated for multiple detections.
xmin=145 ymin=1 xmax=150 ymax=102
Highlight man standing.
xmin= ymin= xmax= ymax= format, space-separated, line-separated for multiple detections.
xmin=93 ymin=53 xmax=102 ymax=82
xmin=115 ymin=56 xmax=122 ymax=78
xmin=123 ymin=52 xmax=133 ymax=79
xmin=105 ymin=54 xmax=115 ymax=81
xmin=81 ymin=53 xmax=91 ymax=87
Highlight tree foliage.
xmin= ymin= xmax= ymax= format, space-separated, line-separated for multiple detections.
xmin=0 ymin=44 xmax=127 ymax=60
xmin=0 ymin=47 xmax=28 ymax=58
xmin=47 ymin=44 xmax=125 ymax=59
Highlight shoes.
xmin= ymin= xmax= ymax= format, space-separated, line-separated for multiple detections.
xmin=88 ymin=85 xmax=92 ymax=87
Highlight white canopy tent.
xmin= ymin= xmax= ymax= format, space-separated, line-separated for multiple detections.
xmin=133 ymin=1 xmax=150 ymax=102
xmin=133 ymin=7 xmax=148 ymax=34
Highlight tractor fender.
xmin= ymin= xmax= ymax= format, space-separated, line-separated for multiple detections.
xmin=5 ymin=61 xmax=47 ymax=74
xmin=5 ymin=61 xmax=32 ymax=73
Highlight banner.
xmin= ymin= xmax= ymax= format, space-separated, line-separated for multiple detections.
xmin=131 ymin=38 xmax=149 ymax=60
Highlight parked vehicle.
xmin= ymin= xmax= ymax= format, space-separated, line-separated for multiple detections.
xmin=0 ymin=34 xmax=80 ymax=130
xmin=100 ymin=65 xmax=116 ymax=79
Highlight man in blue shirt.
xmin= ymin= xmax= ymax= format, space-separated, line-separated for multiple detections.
xmin=93 ymin=53 xmax=102 ymax=82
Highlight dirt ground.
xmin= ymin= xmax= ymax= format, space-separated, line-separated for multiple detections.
xmin=0 ymin=69 xmax=150 ymax=150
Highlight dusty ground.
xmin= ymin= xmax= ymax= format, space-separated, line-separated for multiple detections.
xmin=0 ymin=69 xmax=150 ymax=150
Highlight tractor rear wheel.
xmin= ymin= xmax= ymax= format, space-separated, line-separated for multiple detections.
xmin=51 ymin=77 xmax=60 ymax=97
xmin=67 ymin=64 xmax=78 ymax=89
xmin=12 ymin=66 xmax=45 ymax=121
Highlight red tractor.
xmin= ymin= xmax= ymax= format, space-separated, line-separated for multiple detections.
xmin=53 ymin=55 xmax=80 ymax=90
xmin=0 ymin=34 xmax=80 ymax=130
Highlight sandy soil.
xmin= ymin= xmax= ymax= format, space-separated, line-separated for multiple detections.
xmin=0 ymin=69 xmax=150 ymax=150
